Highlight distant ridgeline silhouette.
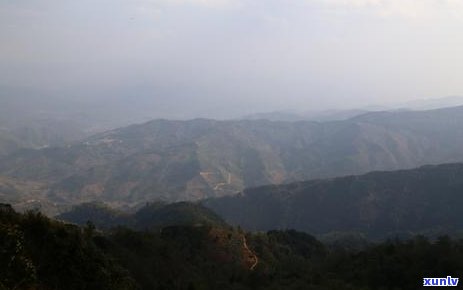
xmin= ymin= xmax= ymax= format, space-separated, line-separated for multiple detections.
xmin=2 ymin=105 xmax=463 ymax=206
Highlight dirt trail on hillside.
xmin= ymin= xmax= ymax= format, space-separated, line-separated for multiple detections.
xmin=242 ymin=235 xmax=258 ymax=270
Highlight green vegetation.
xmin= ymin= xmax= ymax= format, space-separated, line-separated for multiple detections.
xmin=134 ymin=201 xmax=227 ymax=229
xmin=0 ymin=204 xmax=136 ymax=290
xmin=57 ymin=201 xmax=226 ymax=230
xmin=57 ymin=202 xmax=133 ymax=229
xmin=3 ymin=204 xmax=463 ymax=290
xmin=205 ymin=163 xmax=463 ymax=239
xmin=3 ymin=106 xmax=463 ymax=288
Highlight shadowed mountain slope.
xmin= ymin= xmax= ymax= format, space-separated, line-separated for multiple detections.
xmin=57 ymin=201 xmax=226 ymax=230
xmin=204 ymin=163 xmax=463 ymax=238
xmin=2 ymin=106 xmax=463 ymax=204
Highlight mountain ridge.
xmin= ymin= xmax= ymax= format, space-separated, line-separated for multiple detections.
xmin=204 ymin=162 xmax=463 ymax=238
xmin=2 ymin=105 xmax=463 ymax=206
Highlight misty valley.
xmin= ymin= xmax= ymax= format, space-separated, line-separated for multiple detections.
xmin=2 ymin=104 xmax=463 ymax=289
xmin=3 ymin=0 xmax=463 ymax=288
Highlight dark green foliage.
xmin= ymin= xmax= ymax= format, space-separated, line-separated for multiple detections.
xmin=134 ymin=202 xmax=227 ymax=230
xmin=4 ymin=205 xmax=463 ymax=290
xmin=105 ymin=227 xmax=463 ymax=290
xmin=0 ymin=206 xmax=137 ymax=290
xmin=322 ymin=235 xmax=463 ymax=290
xmin=57 ymin=201 xmax=226 ymax=230
xmin=57 ymin=202 xmax=134 ymax=229
xmin=0 ymin=205 xmax=36 ymax=289
xmin=205 ymin=163 xmax=463 ymax=238
xmin=105 ymin=226 xmax=250 ymax=290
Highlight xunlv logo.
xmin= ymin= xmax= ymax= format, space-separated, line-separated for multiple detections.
xmin=423 ymin=276 xmax=459 ymax=287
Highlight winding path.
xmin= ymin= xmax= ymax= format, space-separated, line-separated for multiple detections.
xmin=242 ymin=235 xmax=258 ymax=270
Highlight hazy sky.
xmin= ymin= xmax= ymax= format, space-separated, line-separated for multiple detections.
xmin=1 ymin=0 xmax=463 ymax=118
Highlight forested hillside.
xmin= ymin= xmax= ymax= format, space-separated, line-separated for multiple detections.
xmin=2 ymin=204 xmax=463 ymax=290
xmin=57 ymin=201 xmax=226 ymax=230
xmin=205 ymin=163 xmax=463 ymax=238
xmin=2 ymin=106 xmax=463 ymax=206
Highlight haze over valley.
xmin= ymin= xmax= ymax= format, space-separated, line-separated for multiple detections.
xmin=3 ymin=0 xmax=463 ymax=289
xmin=1 ymin=104 xmax=463 ymax=209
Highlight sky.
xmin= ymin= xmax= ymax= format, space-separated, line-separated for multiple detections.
xmin=1 ymin=0 xmax=463 ymax=119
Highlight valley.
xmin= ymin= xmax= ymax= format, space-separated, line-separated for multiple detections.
xmin=2 ymin=106 xmax=463 ymax=211
xmin=3 ymin=1 xmax=463 ymax=288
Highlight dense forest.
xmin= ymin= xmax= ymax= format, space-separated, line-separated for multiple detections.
xmin=205 ymin=163 xmax=463 ymax=239
xmin=2 ymin=204 xmax=463 ymax=290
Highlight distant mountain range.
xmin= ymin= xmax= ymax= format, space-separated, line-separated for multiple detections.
xmin=242 ymin=108 xmax=369 ymax=122
xmin=0 ymin=120 xmax=88 ymax=157
xmin=243 ymin=96 xmax=463 ymax=122
xmin=2 ymin=105 xmax=463 ymax=206
xmin=204 ymin=163 xmax=463 ymax=238
xmin=0 ymin=91 xmax=160 ymax=157
xmin=398 ymin=95 xmax=463 ymax=110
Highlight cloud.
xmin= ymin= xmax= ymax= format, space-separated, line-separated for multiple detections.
xmin=153 ymin=0 xmax=242 ymax=9
xmin=312 ymin=0 xmax=463 ymax=20
xmin=2 ymin=0 xmax=463 ymax=113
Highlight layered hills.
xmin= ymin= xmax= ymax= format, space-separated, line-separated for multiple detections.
xmin=2 ymin=106 xmax=463 ymax=205
xmin=204 ymin=163 xmax=463 ymax=238
xmin=0 ymin=120 xmax=87 ymax=157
